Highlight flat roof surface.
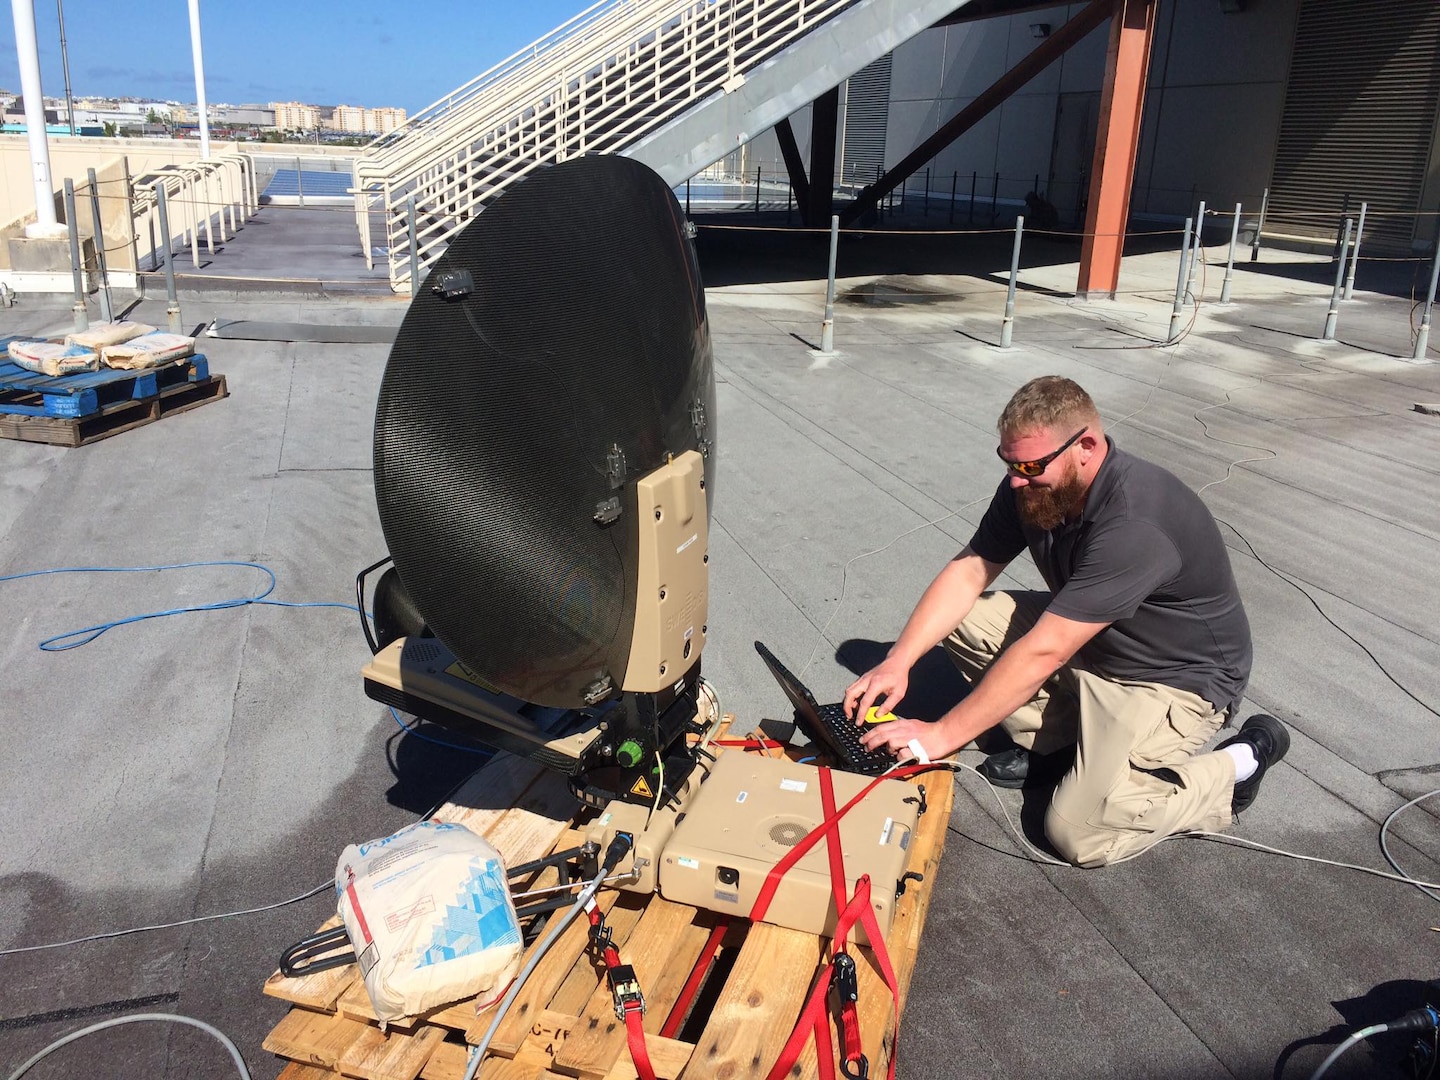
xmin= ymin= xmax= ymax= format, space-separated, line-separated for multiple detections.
xmin=2 ymin=208 xmax=1439 ymax=1079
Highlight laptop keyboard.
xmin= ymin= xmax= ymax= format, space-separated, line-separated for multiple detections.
xmin=815 ymin=702 xmax=895 ymax=776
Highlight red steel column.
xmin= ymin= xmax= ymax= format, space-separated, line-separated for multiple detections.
xmin=1076 ymin=0 xmax=1158 ymax=300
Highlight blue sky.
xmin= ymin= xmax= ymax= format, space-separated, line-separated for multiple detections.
xmin=0 ymin=0 xmax=590 ymax=113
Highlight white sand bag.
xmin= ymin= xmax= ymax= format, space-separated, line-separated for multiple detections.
xmin=101 ymin=332 xmax=195 ymax=370
xmin=65 ymin=320 xmax=156 ymax=350
xmin=7 ymin=339 xmax=99 ymax=377
xmin=336 ymin=820 xmax=523 ymax=1023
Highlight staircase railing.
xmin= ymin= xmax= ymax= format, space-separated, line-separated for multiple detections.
xmin=354 ymin=0 xmax=856 ymax=291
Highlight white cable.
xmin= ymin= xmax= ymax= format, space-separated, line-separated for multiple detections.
xmin=696 ymin=677 xmax=724 ymax=760
xmin=1164 ymin=829 xmax=1440 ymax=889
xmin=6 ymin=1013 xmax=251 ymax=1080
xmin=0 ymin=881 xmax=331 ymax=956
xmin=1307 ymin=1023 xmax=1389 ymax=1080
xmin=461 ymin=863 xmax=611 ymax=1080
xmin=1380 ymin=789 xmax=1440 ymax=902
xmin=647 ymin=750 xmax=665 ymax=828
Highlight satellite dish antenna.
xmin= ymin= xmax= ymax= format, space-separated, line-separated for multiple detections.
xmin=359 ymin=155 xmax=716 ymax=806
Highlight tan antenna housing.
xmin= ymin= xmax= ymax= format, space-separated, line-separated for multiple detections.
xmin=623 ymin=449 xmax=708 ymax=693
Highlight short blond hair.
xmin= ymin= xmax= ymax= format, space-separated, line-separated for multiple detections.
xmin=998 ymin=376 xmax=1101 ymax=438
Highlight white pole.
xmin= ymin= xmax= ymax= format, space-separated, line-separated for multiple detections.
xmin=11 ymin=0 xmax=60 ymax=232
xmin=188 ymin=0 xmax=211 ymax=160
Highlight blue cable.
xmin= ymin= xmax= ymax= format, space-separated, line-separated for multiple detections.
xmin=0 ymin=560 xmax=356 ymax=650
xmin=2 ymin=560 xmax=494 ymax=758
xmin=389 ymin=706 xmax=494 ymax=758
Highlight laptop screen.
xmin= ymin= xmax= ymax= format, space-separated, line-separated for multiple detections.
xmin=754 ymin=641 xmax=843 ymax=756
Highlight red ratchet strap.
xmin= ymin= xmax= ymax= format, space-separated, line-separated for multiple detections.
xmin=818 ymin=769 xmax=865 ymax=1079
xmin=764 ymin=876 xmax=903 ymax=1080
xmin=713 ymin=736 xmax=786 ymax=751
xmin=752 ymin=762 xmax=938 ymax=1080
xmin=660 ymin=916 xmax=730 ymax=1039
xmin=587 ymin=905 xmax=658 ymax=1080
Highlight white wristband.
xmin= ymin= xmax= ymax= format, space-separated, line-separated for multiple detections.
xmin=906 ymin=739 xmax=930 ymax=765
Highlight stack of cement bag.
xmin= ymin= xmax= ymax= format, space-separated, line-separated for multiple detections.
xmin=7 ymin=321 xmax=196 ymax=376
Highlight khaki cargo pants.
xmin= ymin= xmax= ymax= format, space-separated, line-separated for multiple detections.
xmin=943 ymin=591 xmax=1237 ymax=867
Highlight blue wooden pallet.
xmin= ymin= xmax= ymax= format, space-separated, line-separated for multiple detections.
xmin=0 ymin=352 xmax=211 ymax=419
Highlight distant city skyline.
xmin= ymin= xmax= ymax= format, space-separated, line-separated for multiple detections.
xmin=0 ymin=0 xmax=590 ymax=114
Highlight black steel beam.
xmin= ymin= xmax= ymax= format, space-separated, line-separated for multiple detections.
xmin=775 ymin=117 xmax=811 ymax=224
xmin=807 ymin=87 xmax=840 ymax=227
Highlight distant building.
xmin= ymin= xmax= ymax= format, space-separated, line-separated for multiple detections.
xmin=272 ymin=101 xmax=321 ymax=131
xmin=330 ymin=104 xmax=407 ymax=135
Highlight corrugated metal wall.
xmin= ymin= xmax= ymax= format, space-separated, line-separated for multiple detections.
xmin=840 ymin=52 xmax=892 ymax=186
xmin=1268 ymin=0 xmax=1440 ymax=252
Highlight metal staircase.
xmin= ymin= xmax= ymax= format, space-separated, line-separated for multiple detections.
xmin=354 ymin=0 xmax=971 ymax=291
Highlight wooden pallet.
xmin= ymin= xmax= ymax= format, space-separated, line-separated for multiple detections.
xmin=262 ymin=743 xmax=953 ymax=1080
xmin=0 ymin=354 xmax=226 ymax=447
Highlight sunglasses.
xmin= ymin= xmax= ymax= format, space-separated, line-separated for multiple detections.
xmin=997 ymin=427 xmax=1088 ymax=478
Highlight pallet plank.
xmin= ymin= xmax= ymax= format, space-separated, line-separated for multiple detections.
xmin=279 ymin=1064 xmax=339 ymax=1080
xmin=0 ymin=355 xmax=207 ymax=417
xmin=354 ymin=1023 xmax=448 ymax=1080
xmin=682 ymin=924 xmax=825 ymax=1079
xmin=0 ymin=372 xmax=227 ymax=447
xmin=264 ymin=1008 xmax=377 ymax=1070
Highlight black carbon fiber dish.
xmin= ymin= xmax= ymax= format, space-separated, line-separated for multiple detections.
xmin=374 ymin=155 xmax=715 ymax=708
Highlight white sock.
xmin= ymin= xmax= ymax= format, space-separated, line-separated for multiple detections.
xmin=1223 ymin=742 xmax=1258 ymax=783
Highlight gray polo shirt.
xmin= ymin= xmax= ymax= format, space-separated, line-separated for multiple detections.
xmin=968 ymin=437 xmax=1252 ymax=715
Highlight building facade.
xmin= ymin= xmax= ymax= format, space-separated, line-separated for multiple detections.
xmin=330 ymin=105 xmax=407 ymax=135
xmin=272 ymin=101 xmax=322 ymax=131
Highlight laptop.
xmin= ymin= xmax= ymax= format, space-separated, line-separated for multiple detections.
xmin=753 ymin=641 xmax=895 ymax=776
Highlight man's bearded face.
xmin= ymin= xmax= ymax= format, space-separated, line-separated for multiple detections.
xmin=1016 ymin=454 xmax=1085 ymax=530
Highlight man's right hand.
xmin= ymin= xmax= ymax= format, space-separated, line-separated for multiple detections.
xmin=844 ymin=659 xmax=910 ymax=725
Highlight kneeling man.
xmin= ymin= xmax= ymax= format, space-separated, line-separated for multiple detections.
xmin=847 ymin=376 xmax=1287 ymax=867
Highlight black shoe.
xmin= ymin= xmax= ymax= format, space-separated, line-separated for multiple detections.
xmin=977 ymin=747 xmax=1031 ymax=789
xmin=1216 ymin=713 xmax=1290 ymax=814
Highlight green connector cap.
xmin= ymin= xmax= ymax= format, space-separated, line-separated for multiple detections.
xmin=616 ymin=738 xmax=645 ymax=768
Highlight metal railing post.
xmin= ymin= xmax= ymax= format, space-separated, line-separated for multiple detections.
xmin=63 ymin=178 xmax=88 ymax=332
xmin=923 ymin=167 xmax=929 ymax=218
xmin=86 ymin=168 xmax=112 ymax=323
xmin=407 ymin=195 xmax=419 ymax=298
xmin=819 ymin=215 xmax=839 ymax=353
xmin=1413 ymin=239 xmax=1440 ymax=361
xmin=949 ymin=171 xmax=956 ymax=226
xmin=754 ymin=166 xmax=762 ymax=217
xmin=990 ymin=172 xmax=999 ymax=224
xmin=154 ymin=183 xmax=181 ymax=332
xmin=1220 ymin=202 xmax=1241 ymax=305
xmin=969 ymin=171 xmax=977 ymax=226
xmin=1168 ymin=217 xmax=1193 ymax=342
xmin=1250 ymin=187 xmax=1268 ymax=262
xmin=1322 ymin=217 xmax=1352 ymax=341
xmin=1184 ymin=200 xmax=1206 ymax=303
xmin=123 ymin=155 xmax=140 ymax=284
xmin=185 ymin=178 xmax=200 ymax=269
xmin=1344 ymin=201 xmax=1367 ymax=301
xmin=296 ymin=157 xmax=305 ymax=208
xmin=1000 ymin=215 xmax=1024 ymax=349
xmin=685 ymin=177 xmax=691 ymax=217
